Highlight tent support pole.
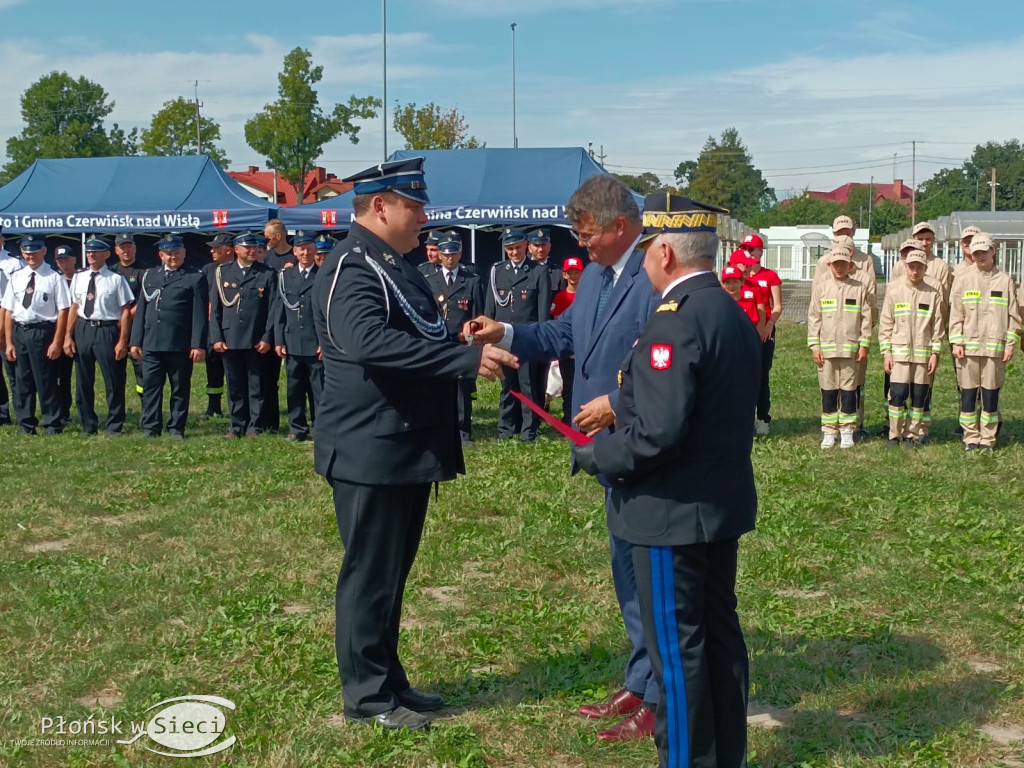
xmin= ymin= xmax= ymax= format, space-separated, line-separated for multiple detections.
xmin=471 ymin=228 xmax=476 ymax=264
xmin=81 ymin=232 xmax=86 ymax=269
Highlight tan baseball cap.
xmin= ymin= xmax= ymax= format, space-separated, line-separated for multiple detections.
xmin=904 ymin=249 xmax=928 ymax=265
xmin=827 ymin=246 xmax=853 ymax=263
xmin=969 ymin=234 xmax=995 ymax=253
xmin=832 ymin=215 xmax=855 ymax=232
xmin=960 ymin=225 xmax=981 ymax=240
xmin=900 ymin=238 xmax=924 ymax=253
xmin=832 ymin=235 xmax=855 ymax=253
xmin=912 ymin=221 xmax=935 ymax=236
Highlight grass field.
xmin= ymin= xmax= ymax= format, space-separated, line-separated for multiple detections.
xmin=1 ymin=319 xmax=1023 ymax=767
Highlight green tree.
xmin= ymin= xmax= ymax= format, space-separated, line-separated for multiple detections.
xmin=3 ymin=71 xmax=124 ymax=181
xmin=869 ymin=198 xmax=910 ymax=236
xmin=245 ymin=47 xmax=380 ymax=196
xmin=108 ymin=123 xmax=139 ymax=157
xmin=392 ymin=102 xmax=482 ymax=150
xmin=673 ymin=160 xmax=697 ymax=187
xmin=141 ymin=97 xmax=229 ymax=166
xmin=611 ymin=172 xmax=662 ymax=195
xmin=748 ymin=193 xmax=841 ymax=230
xmin=678 ymin=128 xmax=776 ymax=219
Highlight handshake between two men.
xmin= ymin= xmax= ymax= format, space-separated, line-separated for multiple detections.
xmin=460 ymin=314 xmax=617 ymax=438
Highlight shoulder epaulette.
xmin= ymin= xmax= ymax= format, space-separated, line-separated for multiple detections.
xmin=656 ymin=300 xmax=679 ymax=313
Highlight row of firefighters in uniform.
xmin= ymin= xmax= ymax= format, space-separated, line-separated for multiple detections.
xmin=722 ymin=222 xmax=1018 ymax=451
xmin=0 ymin=229 xmax=339 ymax=438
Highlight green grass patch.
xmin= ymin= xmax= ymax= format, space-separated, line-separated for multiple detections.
xmin=1 ymin=319 xmax=1022 ymax=767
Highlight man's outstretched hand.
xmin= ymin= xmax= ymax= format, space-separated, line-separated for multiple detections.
xmin=478 ymin=344 xmax=518 ymax=381
xmin=461 ymin=315 xmax=504 ymax=345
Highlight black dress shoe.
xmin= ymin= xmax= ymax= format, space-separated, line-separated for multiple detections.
xmin=395 ymin=687 xmax=445 ymax=712
xmin=347 ymin=705 xmax=430 ymax=731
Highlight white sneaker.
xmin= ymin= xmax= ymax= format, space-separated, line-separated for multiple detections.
xmin=820 ymin=433 xmax=836 ymax=449
xmin=754 ymin=419 xmax=770 ymax=436
xmin=839 ymin=431 xmax=855 ymax=449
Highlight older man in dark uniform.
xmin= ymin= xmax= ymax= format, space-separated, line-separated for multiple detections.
xmin=128 ymin=235 xmax=207 ymax=439
xmin=201 ymin=232 xmax=235 ymax=419
xmin=576 ymin=194 xmax=760 ymax=768
xmin=417 ymin=230 xmax=442 ymax=276
xmin=484 ymin=228 xmax=550 ymax=442
xmin=424 ymin=230 xmax=484 ymax=443
xmin=210 ymin=231 xmax=277 ymax=438
xmin=312 ymin=157 xmax=515 ymax=731
xmin=274 ymin=230 xmax=322 ymax=442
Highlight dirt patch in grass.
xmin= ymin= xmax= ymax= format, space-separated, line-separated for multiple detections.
xmin=423 ymin=586 xmax=463 ymax=607
xmin=24 ymin=539 xmax=71 ymax=553
xmin=979 ymin=722 xmax=1024 ymax=745
xmin=76 ymin=688 xmax=123 ymax=708
xmin=282 ymin=603 xmax=311 ymax=615
xmin=747 ymin=702 xmax=794 ymax=729
xmin=777 ymin=588 xmax=827 ymax=599
xmin=966 ymin=659 xmax=1003 ymax=673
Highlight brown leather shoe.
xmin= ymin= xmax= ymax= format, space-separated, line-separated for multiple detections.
xmin=596 ymin=706 xmax=655 ymax=742
xmin=578 ymin=688 xmax=643 ymax=720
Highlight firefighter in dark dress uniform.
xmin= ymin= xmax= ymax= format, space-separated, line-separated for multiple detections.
xmin=108 ymin=234 xmax=148 ymax=402
xmin=201 ymin=232 xmax=234 ymax=418
xmin=311 ymin=157 xmax=516 ymax=731
xmin=273 ymin=230 xmax=323 ymax=441
xmin=128 ymin=235 xmax=207 ymax=439
xmin=52 ymin=244 xmax=78 ymax=424
xmin=210 ymin=231 xmax=277 ymax=438
xmin=484 ymin=228 xmax=550 ymax=442
xmin=424 ymin=230 xmax=484 ymax=443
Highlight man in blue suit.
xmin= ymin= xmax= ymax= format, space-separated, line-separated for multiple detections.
xmin=466 ymin=174 xmax=660 ymax=742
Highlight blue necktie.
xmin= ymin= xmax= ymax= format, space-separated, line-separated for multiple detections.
xmin=593 ymin=267 xmax=614 ymax=328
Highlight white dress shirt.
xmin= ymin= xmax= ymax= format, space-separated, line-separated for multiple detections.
xmin=1 ymin=263 xmax=72 ymax=323
xmin=70 ymin=265 xmax=134 ymax=321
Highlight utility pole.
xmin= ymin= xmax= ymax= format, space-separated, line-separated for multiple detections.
xmin=990 ymin=167 xmax=999 ymax=211
xmin=511 ymin=23 xmax=518 ymax=149
xmin=911 ymin=140 xmax=916 ymax=225
xmin=588 ymin=142 xmax=594 ymax=159
xmin=867 ymin=175 xmax=874 ymax=239
xmin=192 ymin=81 xmax=203 ymax=155
xmin=596 ymin=145 xmax=606 ymax=164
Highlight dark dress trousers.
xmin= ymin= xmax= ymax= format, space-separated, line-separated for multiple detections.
xmin=129 ymin=267 xmax=208 ymax=436
xmin=312 ymin=222 xmax=480 ymax=719
xmin=209 ymin=261 xmax=276 ymax=436
xmin=261 ymin=252 xmax=293 ymax=430
xmin=484 ymin=259 xmax=549 ymax=440
xmin=583 ymin=271 xmax=761 ymax=768
xmin=274 ymin=264 xmax=323 ymax=438
xmin=510 ymin=248 xmax=660 ymax=704
xmin=201 ymin=262 xmax=226 ymax=407
xmin=424 ymin=265 xmax=484 ymax=442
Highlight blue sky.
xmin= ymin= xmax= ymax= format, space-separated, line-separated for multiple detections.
xmin=2 ymin=0 xmax=1024 ymax=196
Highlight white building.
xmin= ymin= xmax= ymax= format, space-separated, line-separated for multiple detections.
xmin=750 ymin=225 xmax=873 ymax=281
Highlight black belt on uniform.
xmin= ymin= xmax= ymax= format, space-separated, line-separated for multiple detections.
xmin=77 ymin=319 xmax=119 ymax=327
xmin=15 ymin=321 xmax=56 ymax=329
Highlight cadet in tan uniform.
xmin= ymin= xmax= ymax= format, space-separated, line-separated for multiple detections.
xmin=954 ymin=226 xmax=981 ymax=281
xmin=807 ymin=245 xmax=872 ymax=449
xmin=829 ymin=217 xmax=877 ymax=434
xmin=879 ymin=249 xmax=946 ymax=448
xmin=949 ymin=233 xmax=1021 ymax=451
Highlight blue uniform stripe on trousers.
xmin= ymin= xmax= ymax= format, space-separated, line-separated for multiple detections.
xmin=651 ymin=546 xmax=689 ymax=768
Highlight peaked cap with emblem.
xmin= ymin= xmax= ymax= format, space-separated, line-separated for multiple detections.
xmin=527 ymin=227 xmax=550 ymax=244
xmin=19 ymin=235 xmax=46 ymax=253
xmin=157 ymin=234 xmax=185 ymax=251
xmin=639 ymin=192 xmax=728 ymax=244
xmin=500 ymin=227 xmax=526 ymax=246
xmin=292 ymin=230 xmax=315 ymax=246
xmin=234 ymin=231 xmax=260 ymax=247
xmin=84 ymin=236 xmax=111 ymax=252
xmin=344 ymin=157 xmax=430 ymax=204
xmin=439 ymin=230 xmax=462 ymax=254
xmin=207 ymin=232 xmax=233 ymax=248
xmin=315 ymin=234 xmax=336 ymax=252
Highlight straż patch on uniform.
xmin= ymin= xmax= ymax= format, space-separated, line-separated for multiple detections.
xmin=650 ymin=344 xmax=672 ymax=370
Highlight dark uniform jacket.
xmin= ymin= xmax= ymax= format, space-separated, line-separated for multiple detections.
xmin=589 ymin=272 xmax=761 ymax=547
xmin=129 ymin=267 xmax=208 ymax=352
xmin=537 ymin=259 xmax=567 ymax=294
xmin=312 ymin=222 xmax=481 ymax=486
xmin=209 ymin=261 xmax=276 ymax=349
xmin=484 ymin=258 xmax=550 ymax=324
xmin=265 ymin=250 xmax=295 ymax=272
xmin=424 ymin=266 xmax=484 ymax=335
xmin=274 ymin=264 xmax=320 ymax=357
